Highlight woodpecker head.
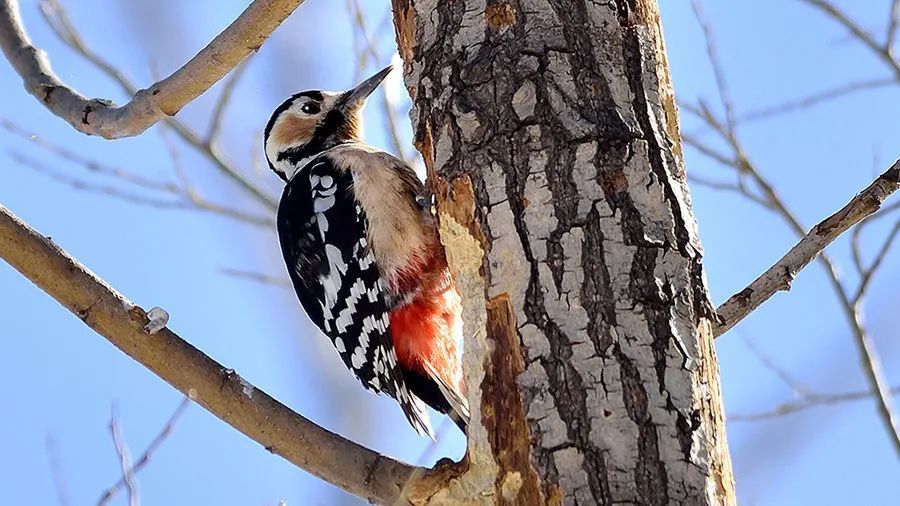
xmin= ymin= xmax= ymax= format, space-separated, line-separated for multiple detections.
xmin=264 ymin=66 xmax=393 ymax=182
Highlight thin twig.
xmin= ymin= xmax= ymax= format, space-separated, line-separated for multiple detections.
xmin=45 ymin=435 xmax=71 ymax=506
xmin=220 ymin=267 xmax=291 ymax=287
xmin=731 ymin=385 xmax=900 ymax=422
xmin=685 ymin=164 xmax=771 ymax=209
xmin=690 ymin=0 xmax=736 ymax=132
xmin=692 ymin=6 xmax=900 ymax=454
xmin=158 ymin=125 xmax=275 ymax=227
xmin=681 ymin=131 xmax=737 ymax=167
xmin=854 ymin=219 xmax=900 ymax=303
xmin=108 ymin=404 xmax=139 ymax=506
xmin=852 ymin=200 xmax=900 ymax=274
xmin=741 ymin=335 xmax=815 ymax=399
xmin=1 ymin=117 xmax=177 ymax=192
xmin=206 ymin=57 xmax=253 ymax=144
xmin=9 ymin=148 xmax=274 ymax=227
xmin=737 ymin=334 xmax=900 ymax=423
xmin=799 ymin=0 xmax=900 ymax=78
xmin=889 ymin=0 xmax=900 ymax=54
xmin=39 ymin=0 xmax=133 ymax=88
xmin=97 ymin=397 xmax=190 ymax=506
xmin=346 ymin=0 xmax=407 ymax=160
xmin=10 ymin=152 xmax=186 ymax=208
xmin=737 ymin=78 xmax=897 ymax=123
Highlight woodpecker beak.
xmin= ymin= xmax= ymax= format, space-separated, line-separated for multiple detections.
xmin=341 ymin=66 xmax=393 ymax=112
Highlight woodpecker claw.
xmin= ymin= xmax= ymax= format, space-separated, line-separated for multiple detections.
xmin=416 ymin=193 xmax=434 ymax=209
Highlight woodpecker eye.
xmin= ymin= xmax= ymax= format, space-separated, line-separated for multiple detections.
xmin=300 ymin=102 xmax=320 ymax=115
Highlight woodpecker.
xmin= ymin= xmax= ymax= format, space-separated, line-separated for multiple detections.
xmin=264 ymin=67 xmax=469 ymax=437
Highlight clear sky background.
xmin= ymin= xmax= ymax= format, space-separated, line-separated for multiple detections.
xmin=0 ymin=1 xmax=897 ymax=505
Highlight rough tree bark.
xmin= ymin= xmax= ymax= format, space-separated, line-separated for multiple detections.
xmin=393 ymin=1 xmax=736 ymax=504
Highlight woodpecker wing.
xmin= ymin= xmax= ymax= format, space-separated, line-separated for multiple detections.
xmin=277 ymin=156 xmax=434 ymax=438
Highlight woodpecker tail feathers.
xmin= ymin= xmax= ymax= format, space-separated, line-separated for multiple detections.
xmin=422 ymin=361 xmax=470 ymax=431
xmin=399 ymin=393 xmax=435 ymax=440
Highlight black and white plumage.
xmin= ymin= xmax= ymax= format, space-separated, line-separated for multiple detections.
xmin=276 ymin=154 xmax=432 ymax=436
xmin=264 ymin=67 xmax=468 ymax=438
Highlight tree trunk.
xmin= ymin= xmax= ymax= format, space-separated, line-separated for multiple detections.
xmin=392 ymin=1 xmax=735 ymax=504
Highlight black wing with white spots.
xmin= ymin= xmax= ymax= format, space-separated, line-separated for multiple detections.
xmin=276 ymin=154 xmax=433 ymax=437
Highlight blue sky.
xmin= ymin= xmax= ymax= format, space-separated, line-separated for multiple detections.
xmin=0 ymin=1 xmax=897 ymax=505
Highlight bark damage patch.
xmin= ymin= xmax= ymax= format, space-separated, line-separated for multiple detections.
xmin=432 ymin=174 xmax=487 ymax=249
xmin=483 ymin=294 xmax=544 ymax=504
xmin=390 ymin=0 xmax=417 ymax=74
xmin=485 ymin=3 xmax=517 ymax=30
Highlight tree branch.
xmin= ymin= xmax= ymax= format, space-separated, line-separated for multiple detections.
xmin=730 ymin=385 xmax=900 ymax=422
xmin=691 ymin=1 xmax=900 ymax=453
xmin=206 ymin=58 xmax=252 ymax=144
xmin=799 ymin=0 xmax=900 ymax=78
xmin=44 ymin=435 xmax=71 ymax=506
xmin=0 ymin=203 xmax=425 ymax=505
xmin=98 ymin=397 xmax=190 ymax=506
xmin=737 ymin=78 xmax=897 ymax=123
xmin=0 ymin=0 xmax=302 ymax=139
xmin=37 ymin=0 xmax=277 ymax=210
xmin=714 ymin=159 xmax=900 ymax=336
xmin=108 ymin=404 xmax=139 ymax=506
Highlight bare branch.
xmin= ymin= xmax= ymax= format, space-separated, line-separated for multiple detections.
xmin=852 ymin=200 xmax=900 ymax=274
xmin=731 ymin=385 xmax=900 ymax=422
xmin=36 ymin=0 xmax=278 ymax=209
xmin=97 ymin=397 xmax=190 ymax=506
xmin=690 ymin=5 xmax=900 ymax=452
xmin=735 ymin=334 xmax=900 ymax=422
xmin=685 ymin=164 xmax=771 ymax=209
xmin=854 ymin=219 xmax=900 ymax=302
xmin=799 ymin=0 xmax=900 ymax=77
xmin=0 ymin=203 xmax=429 ymax=505
xmin=9 ymin=148 xmax=274 ymax=228
xmin=38 ymin=0 xmax=133 ymax=91
xmin=108 ymin=404 xmax=138 ymax=506
xmin=158 ymin=126 xmax=275 ymax=227
xmin=2 ymin=117 xmax=176 ymax=192
xmin=741 ymin=335 xmax=815 ymax=399
xmin=220 ymin=268 xmax=291 ymax=287
xmin=346 ymin=0 xmax=407 ymax=160
xmin=45 ymin=435 xmax=71 ymax=506
xmin=737 ymin=78 xmax=897 ymax=123
xmin=889 ymin=0 xmax=900 ymax=54
xmin=690 ymin=0 xmax=736 ymax=132
xmin=0 ymin=0 xmax=303 ymax=139
xmin=206 ymin=57 xmax=252 ymax=144
xmin=715 ymin=160 xmax=900 ymax=336
xmin=681 ymin=132 xmax=735 ymax=168
xmin=10 ymin=152 xmax=186 ymax=209
xmin=5 ymin=111 xmax=272 ymax=226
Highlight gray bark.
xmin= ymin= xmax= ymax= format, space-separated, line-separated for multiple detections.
xmin=393 ymin=1 xmax=735 ymax=504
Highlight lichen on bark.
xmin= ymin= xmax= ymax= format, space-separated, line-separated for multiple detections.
xmin=393 ymin=0 xmax=735 ymax=504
